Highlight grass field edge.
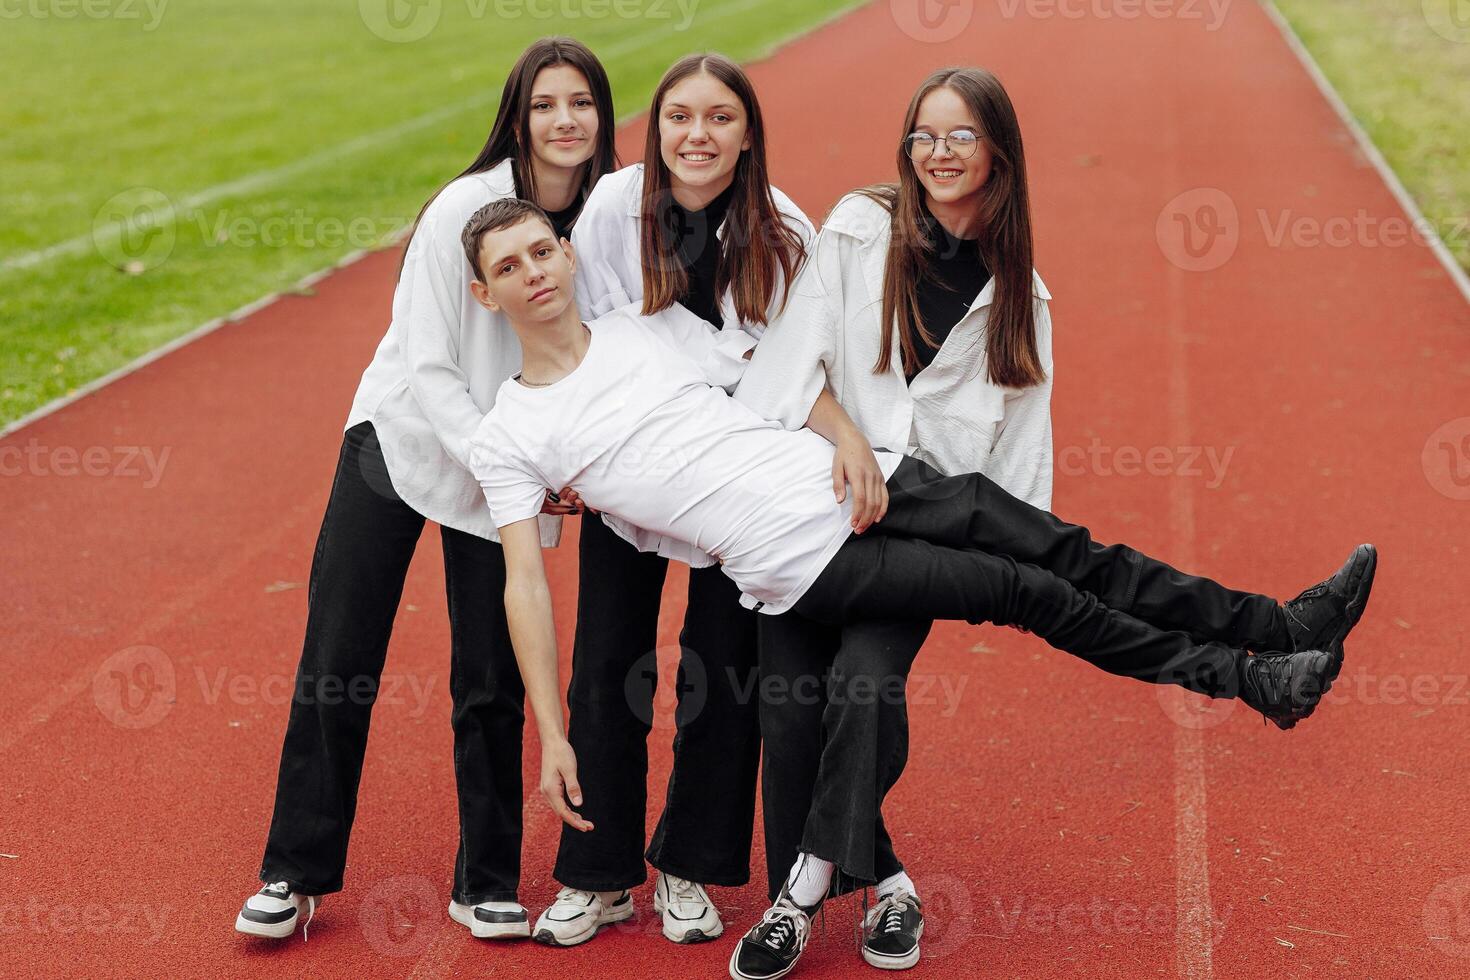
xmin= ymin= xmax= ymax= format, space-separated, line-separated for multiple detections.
xmin=1257 ymin=0 xmax=1470 ymax=305
xmin=0 ymin=0 xmax=873 ymax=441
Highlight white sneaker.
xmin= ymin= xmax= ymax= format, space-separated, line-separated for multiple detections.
xmin=235 ymin=881 xmax=319 ymax=940
xmin=653 ymin=872 xmax=724 ymax=943
xmin=532 ymin=886 xmax=635 ymax=947
xmin=448 ymin=900 xmax=531 ymax=940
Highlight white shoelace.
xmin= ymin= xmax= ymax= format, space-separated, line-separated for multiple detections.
xmin=664 ymin=874 xmax=704 ymax=906
xmin=761 ymin=901 xmax=809 ymax=952
xmin=263 ymin=881 xmax=317 ymax=943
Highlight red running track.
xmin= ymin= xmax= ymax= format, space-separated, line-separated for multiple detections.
xmin=4 ymin=2 xmax=1469 ymax=976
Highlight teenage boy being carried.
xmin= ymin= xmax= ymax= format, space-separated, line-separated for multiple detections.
xmin=459 ymin=199 xmax=1375 ymax=980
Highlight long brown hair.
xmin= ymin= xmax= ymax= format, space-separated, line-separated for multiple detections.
xmin=865 ymin=67 xmax=1044 ymax=388
xmin=400 ymin=36 xmax=618 ymax=273
xmin=638 ymin=53 xmax=807 ymax=326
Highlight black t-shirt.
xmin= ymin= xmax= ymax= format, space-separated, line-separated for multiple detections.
xmin=546 ymin=198 xmax=581 ymax=243
xmin=668 ymin=183 xmax=736 ymax=329
xmin=907 ymin=204 xmax=991 ymax=383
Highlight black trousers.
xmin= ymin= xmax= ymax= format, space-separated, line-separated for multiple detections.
xmin=553 ymin=509 xmax=762 ymax=891
xmin=259 ymin=421 xmax=526 ymax=904
xmin=769 ymin=456 xmax=1290 ymax=889
xmin=793 ymin=456 xmax=1290 ymax=679
xmin=758 ymin=614 xmax=929 ymax=897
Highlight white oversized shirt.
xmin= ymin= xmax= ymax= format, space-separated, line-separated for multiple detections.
xmin=471 ymin=305 xmax=902 ymax=615
xmin=346 ymin=158 xmax=561 ymax=546
xmin=734 ymin=192 xmax=1054 ymax=511
xmin=570 ymin=162 xmax=818 ymax=560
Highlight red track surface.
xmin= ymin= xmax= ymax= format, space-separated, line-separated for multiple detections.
xmin=5 ymin=2 xmax=1469 ymax=977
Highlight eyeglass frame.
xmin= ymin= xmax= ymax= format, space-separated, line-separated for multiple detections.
xmin=901 ymin=129 xmax=983 ymax=161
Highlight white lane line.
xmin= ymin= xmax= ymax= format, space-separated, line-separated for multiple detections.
xmin=1164 ymin=111 xmax=1215 ymax=977
xmin=1260 ymin=0 xmax=1470 ymax=306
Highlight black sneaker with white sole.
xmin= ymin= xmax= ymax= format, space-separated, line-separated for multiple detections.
xmin=235 ymin=881 xmax=319 ymax=940
xmin=1282 ymin=543 xmax=1377 ymax=677
xmin=729 ymin=883 xmax=817 ymax=980
xmin=1240 ymin=648 xmax=1336 ymax=730
xmin=861 ymin=890 xmax=923 ymax=970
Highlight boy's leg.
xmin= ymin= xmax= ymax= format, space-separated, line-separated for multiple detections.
xmin=756 ymin=613 xmax=842 ymax=901
xmin=800 ymin=618 xmax=931 ymax=889
xmin=795 ymin=534 xmax=1310 ymax=713
xmin=439 ymin=526 xmax=525 ymax=905
xmin=259 ymin=421 xmax=424 ymax=895
xmin=646 ymin=564 xmax=762 ymax=887
xmin=881 ymin=457 xmax=1293 ymax=652
xmin=553 ymin=513 xmax=669 ymax=892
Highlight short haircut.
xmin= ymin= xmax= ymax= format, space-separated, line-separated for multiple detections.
xmin=460 ymin=198 xmax=557 ymax=282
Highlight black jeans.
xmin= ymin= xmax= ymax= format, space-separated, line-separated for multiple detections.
xmin=758 ymin=614 xmax=930 ymax=897
xmin=259 ymin=421 xmax=526 ymax=904
xmin=554 ymin=509 xmax=762 ymax=891
xmin=793 ymin=456 xmax=1291 ymax=694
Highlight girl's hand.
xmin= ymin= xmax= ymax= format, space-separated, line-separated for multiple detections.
xmin=541 ymin=487 xmax=593 ymax=515
xmin=832 ymin=430 xmax=888 ymax=534
xmin=540 ymin=738 xmax=593 ymax=832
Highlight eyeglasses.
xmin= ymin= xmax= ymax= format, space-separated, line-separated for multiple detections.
xmin=902 ymin=129 xmax=981 ymax=161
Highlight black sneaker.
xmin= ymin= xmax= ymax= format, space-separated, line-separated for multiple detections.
xmin=1240 ymin=648 xmax=1335 ymax=730
xmin=729 ymin=884 xmax=816 ymax=980
xmin=1282 ymin=544 xmax=1377 ymax=676
xmin=861 ymin=889 xmax=923 ymax=970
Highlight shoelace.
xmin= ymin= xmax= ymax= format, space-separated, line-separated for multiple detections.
xmin=554 ymin=886 xmax=597 ymax=906
xmin=760 ymin=902 xmax=808 ymax=952
xmin=263 ymin=882 xmax=317 ymax=943
xmin=664 ymin=874 xmax=704 ymax=906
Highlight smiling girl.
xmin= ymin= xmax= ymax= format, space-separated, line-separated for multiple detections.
xmin=529 ymin=52 xmax=888 ymax=950
xmin=727 ymin=66 xmax=1055 ymax=978
xmin=233 ymin=37 xmax=617 ymax=944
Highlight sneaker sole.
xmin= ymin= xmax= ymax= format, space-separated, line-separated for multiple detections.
xmin=862 ymin=919 xmax=923 ymax=970
xmin=1333 ymin=544 xmax=1377 ymax=651
xmin=448 ymin=902 xmax=530 ymax=940
xmin=532 ymin=901 xmax=636 ymax=947
xmin=234 ymin=911 xmax=297 ymax=940
xmin=652 ymin=890 xmax=725 ymax=944
xmin=729 ymin=942 xmax=800 ymax=980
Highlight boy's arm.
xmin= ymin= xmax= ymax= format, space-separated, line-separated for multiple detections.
xmin=500 ymin=518 xmax=594 ymax=832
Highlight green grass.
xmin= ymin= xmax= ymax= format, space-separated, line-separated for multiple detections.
xmin=1270 ymin=0 xmax=1470 ymax=274
xmin=0 ymin=0 xmax=859 ymax=428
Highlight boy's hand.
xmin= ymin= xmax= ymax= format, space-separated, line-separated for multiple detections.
xmin=541 ymin=738 xmax=593 ymax=832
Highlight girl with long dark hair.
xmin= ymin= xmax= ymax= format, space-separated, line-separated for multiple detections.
xmin=531 ymin=52 xmax=886 ymax=949
xmin=233 ymin=36 xmax=617 ymax=943
xmin=727 ymin=67 xmax=1370 ymax=979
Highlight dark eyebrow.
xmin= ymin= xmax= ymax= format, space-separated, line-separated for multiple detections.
xmin=531 ymin=91 xmax=593 ymax=101
xmin=489 ymin=237 xmax=556 ymax=268
xmin=664 ymin=102 xmax=740 ymax=112
xmin=915 ymin=121 xmax=980 ymax=132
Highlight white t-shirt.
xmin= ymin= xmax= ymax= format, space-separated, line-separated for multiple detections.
xmin=470 ymin=305 xmax=903 ymax=615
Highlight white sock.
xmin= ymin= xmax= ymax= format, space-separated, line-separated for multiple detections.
xmin=786 ymin=852 xmax=834 ymax=908
xmin=876 ymin=870 xmax=917 ymax=901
